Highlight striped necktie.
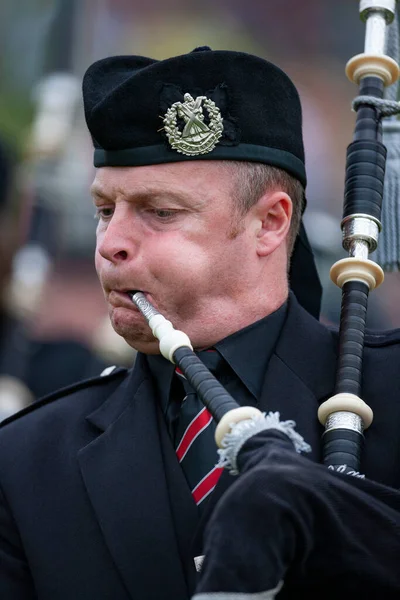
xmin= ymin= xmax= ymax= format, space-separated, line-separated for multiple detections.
xmin=174 ymin=350 xmax=224 ymax=510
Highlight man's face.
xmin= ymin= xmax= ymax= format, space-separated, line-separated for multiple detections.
xmin=92 ymin=161 xmax=260 ymax=353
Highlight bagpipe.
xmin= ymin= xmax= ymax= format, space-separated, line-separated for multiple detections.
xmin=131 ymin=2 xmax=400 ymax=597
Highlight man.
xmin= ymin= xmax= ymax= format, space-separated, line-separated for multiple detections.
xmin=0 ymin=47 xmax=399 ymax=599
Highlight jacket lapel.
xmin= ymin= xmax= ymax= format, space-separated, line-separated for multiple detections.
xmin=258 ymin=295 xmax=338 ymax=462
xmin=78 ymin=356 xmax=189 ymax=600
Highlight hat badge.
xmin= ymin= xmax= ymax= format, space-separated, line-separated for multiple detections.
xmin=163 ymin=93 xmax=224 ymax=156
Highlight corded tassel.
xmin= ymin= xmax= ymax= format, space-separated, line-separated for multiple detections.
xmin=217 ymin=411 xmax=311 ymax=475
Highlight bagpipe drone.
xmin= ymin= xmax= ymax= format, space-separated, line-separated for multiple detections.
xmin=131 ymin=2 xmax=400 ymax=597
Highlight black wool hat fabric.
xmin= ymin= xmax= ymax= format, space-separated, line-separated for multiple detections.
xmin=83 ymin=47 xmax=307 ymax=186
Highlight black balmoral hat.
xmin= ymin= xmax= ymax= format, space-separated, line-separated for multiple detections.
xmin=83 ymin=47 xmax=306 ymax=186
xmin=83 ymin=47 xmax=321 ymax=318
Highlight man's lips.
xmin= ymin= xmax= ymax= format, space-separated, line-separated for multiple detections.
xmin=108 ymin=289 xmax=141 ymax=309
xmin=108 ymin=289 xmax=157 ymax=312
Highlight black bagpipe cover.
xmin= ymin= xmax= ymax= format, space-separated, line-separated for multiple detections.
xmin=194 ymin=429 xmax=400 ymax=599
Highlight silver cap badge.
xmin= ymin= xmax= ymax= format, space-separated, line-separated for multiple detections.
xmin=163 ymin=93 xmax=223 ymax=156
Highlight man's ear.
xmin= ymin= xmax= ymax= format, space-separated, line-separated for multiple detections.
xmin=255 ymin=191 xmax=292 ymax=257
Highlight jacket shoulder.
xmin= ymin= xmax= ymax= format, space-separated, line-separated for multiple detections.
xmin=0 ymin=366 xmax=128 ymax=428
xmin=364 ymin=327 xmax=400 ymax=348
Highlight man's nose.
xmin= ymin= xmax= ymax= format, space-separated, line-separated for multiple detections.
xmin=97 ymin=215 xmax=136 ymax=263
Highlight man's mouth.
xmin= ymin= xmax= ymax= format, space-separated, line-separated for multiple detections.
xmin=111 ymin=288 xmax=142 ymax=296
xmin=127 ymin=289 xmax=141 ymax=308
xmin=109 ymin=288 xmax=154 ymax=310
xmin=109 ymin=289 xmax=141 ymax=309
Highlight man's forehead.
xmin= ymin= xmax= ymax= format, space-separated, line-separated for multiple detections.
xmin=90 ymin=161 xmax=229 ymax=198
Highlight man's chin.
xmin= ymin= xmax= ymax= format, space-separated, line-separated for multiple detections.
xmin=109 ymin=310 xmax=160 ymax=354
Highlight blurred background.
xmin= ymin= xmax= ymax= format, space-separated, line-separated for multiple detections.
xmin=1 ymin=0 xmax=399 ymax=416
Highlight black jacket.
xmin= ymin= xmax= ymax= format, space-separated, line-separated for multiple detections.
xmin=0 ymin=295 xmax=399 ymax=600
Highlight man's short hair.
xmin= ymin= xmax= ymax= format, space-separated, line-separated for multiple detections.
xmin=224 ymin=162 xmax=304 ymax=257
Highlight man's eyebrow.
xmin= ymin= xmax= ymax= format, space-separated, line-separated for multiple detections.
xmin=126 ymin=189 xmax=198 ymax=208
xmin=90 ymin=184 xmax=111 ymax=200
xmin=130 ymin=190 xmax=192 ymax=204
xmin=90 ymin=184 xmax=203 ymax=208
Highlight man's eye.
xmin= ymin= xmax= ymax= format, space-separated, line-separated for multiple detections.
xmin=152 ymin=209 xmax=177 ymax=219
xmin=94 ymin=207 xmax=113 ymax=220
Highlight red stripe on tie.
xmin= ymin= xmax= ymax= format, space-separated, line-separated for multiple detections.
xmin=176 ymin=407 xmax=213 ymax=462
xmin=192 ymin=466 xmax=224 ymax=505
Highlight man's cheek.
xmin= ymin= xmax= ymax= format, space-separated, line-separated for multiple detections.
xmin=94 ymin=251 xmax=102 ymax=273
